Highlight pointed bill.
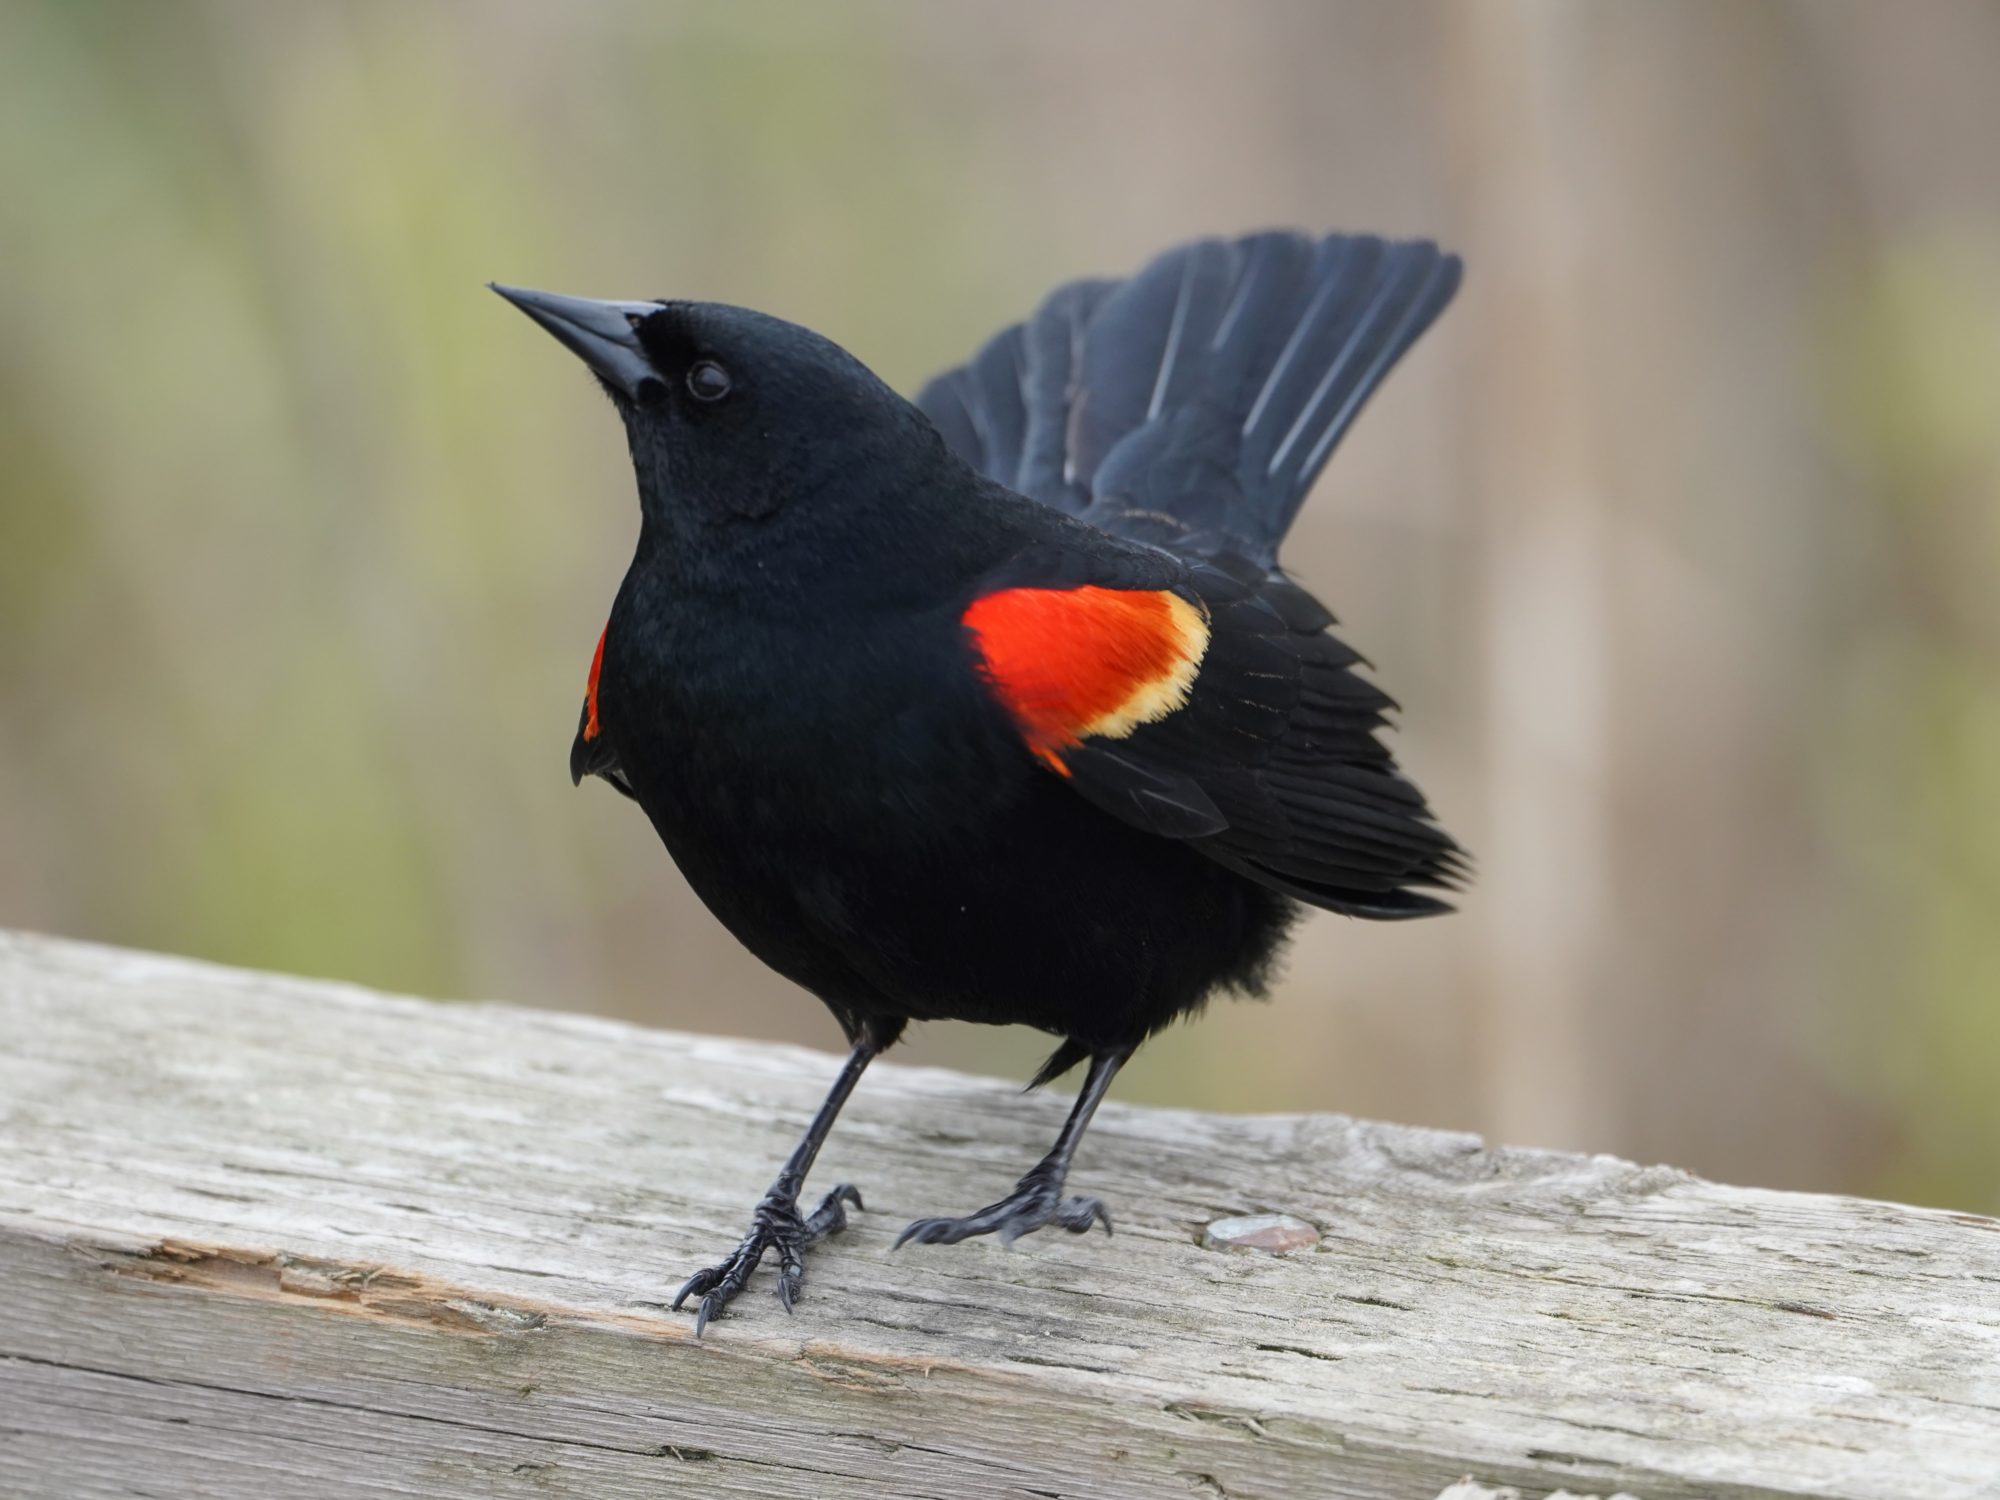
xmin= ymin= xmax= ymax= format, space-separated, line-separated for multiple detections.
xmin=491 ymin=283 xmax=662 ymax=397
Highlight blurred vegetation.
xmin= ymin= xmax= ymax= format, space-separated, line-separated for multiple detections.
xmin=1 ymin=0 xmax=1996 ymax=1211
xmin=1817 ymin=236 xmax=2000 ymax=1206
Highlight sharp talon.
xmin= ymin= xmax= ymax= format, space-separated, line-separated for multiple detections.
xmin=673 ymin=1181 xmax=868 ymax=1327
xmin=1050 ymin=1195 xmax=1108 ymax=1235
xmin=900 ymin=1183 xmax=1117 ymax=1249
xmin=777 ymin=1245 xmax=806 ymax=1312
xmin=894 ymin=1217 xmax=952 ymax=1249
xmin=804 ymin=1186 xmax=855 ymax=1244
xmin=671 ymin=1270 xmax=708 ymax=1311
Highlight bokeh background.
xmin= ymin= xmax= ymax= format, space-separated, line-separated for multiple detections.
xmin=4 ymin=0 xmax=1998 ymax=1212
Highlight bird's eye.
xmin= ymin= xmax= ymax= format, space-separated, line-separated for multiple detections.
xmin=686 ymin=360 xmax=732 ymax=403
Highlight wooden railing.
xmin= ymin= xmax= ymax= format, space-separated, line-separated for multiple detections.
xmin=2 ymin=930 xmax=1995 ymax=1498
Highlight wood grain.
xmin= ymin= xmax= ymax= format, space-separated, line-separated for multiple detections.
xmin=1 ymin=930 xmax=1995 ymax=1499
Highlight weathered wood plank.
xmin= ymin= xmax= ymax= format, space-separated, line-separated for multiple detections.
xmin=1 ymin=929 xmax=1996 ymax=1499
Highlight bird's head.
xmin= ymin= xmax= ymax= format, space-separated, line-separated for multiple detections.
xmin=492 ymin=285 xmax=940 ymax=536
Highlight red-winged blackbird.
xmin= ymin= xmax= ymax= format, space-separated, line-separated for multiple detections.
xmin=494 ymin=231 xmax=1465 ymax=1332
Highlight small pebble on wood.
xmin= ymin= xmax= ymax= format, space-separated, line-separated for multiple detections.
xmin=1201 ymin=1212 xmax=1320 ymax=1252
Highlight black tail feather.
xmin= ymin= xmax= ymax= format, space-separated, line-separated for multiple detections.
xmin=916 ymin=231 xmax=1460 ymax=565
xmin=1026 ymin=1037 xmax=1092 ymax=1091
xmin=1017 ymin=277 xmax=1117 ymax=510
xmin=916 ymin=278 xmax=1115 ymax=512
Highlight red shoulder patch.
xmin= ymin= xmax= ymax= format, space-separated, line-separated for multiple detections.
xmin=963 ymin=586 xmax=1209 ymax=774
xmin=583 ymin=624 xmax=607 ymax=741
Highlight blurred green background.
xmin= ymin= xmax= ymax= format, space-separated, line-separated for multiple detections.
xmin=3 ymin=0 xmax=1997 ymax=1211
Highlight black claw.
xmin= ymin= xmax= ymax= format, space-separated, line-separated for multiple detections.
xmin=897 ymin=1179 xmax=1116 ymax=1251
xmin=816 ymin=1182 xmax=861 ymax=1213
xmin=776 ymin=1240 xmax=808 ymax=1314
xmin=671 ymin=1267 xmax=714 ymax=1311
xmin=803 ymin=1181 xmax=863 ymax=1244
xmin=1053 ymin=1195 xmax=1111 ymax=1236
xmin=674 ymin=1183 xmax=866 ymax=1334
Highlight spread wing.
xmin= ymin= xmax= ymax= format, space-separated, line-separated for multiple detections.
xmin=935 ymin=231 xmax=1466 ymax=917
xmin=961 ymin=553 xmax=1465 ymax=919
xmin=917 ymin=231 xmax=1460 ymax=567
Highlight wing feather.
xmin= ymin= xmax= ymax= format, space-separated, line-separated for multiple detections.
xmin=1024 ymin=559 xmax=1465 ymax=918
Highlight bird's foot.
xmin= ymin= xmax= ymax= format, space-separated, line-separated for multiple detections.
xmin=893 ymin=1166 xmax=1111 ymax=1248
xmin=671 ymin=1182 xmax=862 ymax=1334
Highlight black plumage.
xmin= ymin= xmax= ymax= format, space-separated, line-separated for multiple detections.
xmin=919 ymin=232 xmax=1460 ymax=561
xmin=493 ymin=229 xmax=1465 ymax=1331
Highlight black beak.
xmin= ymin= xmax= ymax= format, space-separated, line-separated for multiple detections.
xmin=490 ymin=284 xmax=663 ymax=398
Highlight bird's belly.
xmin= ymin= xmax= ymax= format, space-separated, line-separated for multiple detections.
xmin=633 ymin=727 xmax=1291 ymax=1046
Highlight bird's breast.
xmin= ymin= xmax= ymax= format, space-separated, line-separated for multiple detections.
xmin=600 ymin=602 xmax=1027 ymax=848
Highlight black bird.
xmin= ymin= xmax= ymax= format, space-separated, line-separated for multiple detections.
xmin=494 ymin=231 xmax=1465 ymax=1332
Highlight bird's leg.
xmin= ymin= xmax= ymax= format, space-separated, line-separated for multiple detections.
xmin=672 ymin=1026 xmax=887 ymax=1334
xmin=896 ymin=1047 xmax=1130 ymax=1249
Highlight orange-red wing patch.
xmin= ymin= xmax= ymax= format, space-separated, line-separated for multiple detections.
xmin=963 ymin=586 xmax=1209 ymax=774
xmin=583 ymin=624 xmax=607 ymax=741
